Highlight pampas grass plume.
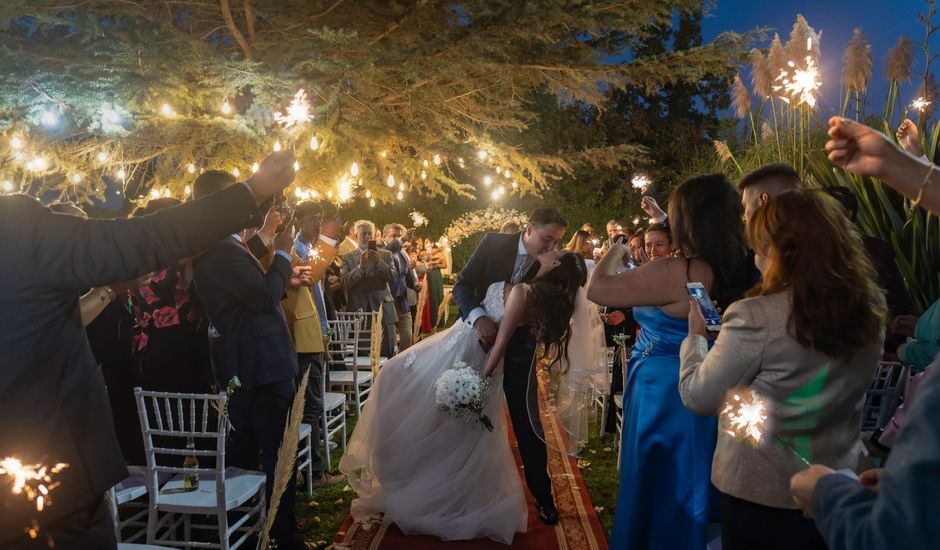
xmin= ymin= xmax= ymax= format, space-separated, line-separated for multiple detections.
xmin=885 ymin=36 xmax=914 ymax=83
xmin=843 ymin=28 xmax=873 ymax=94
xmin=732 ymin=74 xmax=752 ymax=118
xmin=749 ymin=48 xmax=773 ymax=98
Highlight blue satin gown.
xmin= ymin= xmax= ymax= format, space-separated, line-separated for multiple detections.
xmin=610 ymin=306 xmax=717 ymax=549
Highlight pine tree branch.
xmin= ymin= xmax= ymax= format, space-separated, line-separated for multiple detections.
xmin=219 ymin=0 xmax=253 ymax=59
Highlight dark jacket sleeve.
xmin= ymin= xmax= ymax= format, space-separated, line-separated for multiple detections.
xmin=453 ymin=233 xmax=493 ymax=319
xmin=4 ymin=184 xmax=261 ymax=290
xmin=201 ymin=249 xmax=293 ymax=314
xmin=246 ymin=233 xmax=271 ymax=261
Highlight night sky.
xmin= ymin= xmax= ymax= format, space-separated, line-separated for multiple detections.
xmin=701 ymin=0 xmax=935 ymax=118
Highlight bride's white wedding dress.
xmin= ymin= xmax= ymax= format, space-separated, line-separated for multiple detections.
xmin=340 ymin=281 xmax=527 ymax=544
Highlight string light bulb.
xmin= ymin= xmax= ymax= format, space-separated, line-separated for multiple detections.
xmin=478 ymin=150 xmax=488 ymax=160
xmin=351 ymin=162 xmax=360 ymax=177
xmin=491 ymin=190 xmax=500 ymax=200
xmin=222 ymin=101 xmax=232 ymax=115
xmin=422 ymin=159 xmax=429 ymax=168
xmin=40 ymin=110 xmax=59 ymax=127
xmin=251 ymin=162 xmax=259 ymax=173
xmin=187 ymin=163 xmax=196 ymax=174
xmin=369 ymin=198 xmax=376 ymax=208
xmin=1 ymin=180 xmax=13 ymax=192
xmin=379 ymin=150 xmax=387 ymax=158
xmin=273 ymin=141 xmax=282 ymax=152
xmin=504 ymin=169 xmax=511 ymax=178
xmin=184 ymin=185 xmax=192 ymax=196
xmin=387 ymin=174 xmax=395 ymax=187
xmin=433 ymin=154 xmax=442 ymax=165
xmin=117 ymin=168 xmax=126 ymax=180
xmin=399 ymin=182 xmax=405 ymax=191
xmin=10 ymin=137 xmax=22 ymax=150
xmin=420 ymin=170 xmax=427 ymax=180
xmin=160 ymin=103 xmax=174 ymax=117
xmin=293 ymin=161 xmax=300 ymax=171
xmin=163 ymin=188 xmax=171 ymax=198
xmin=309 ymin=136 xmax=319 ymax=151
xmin=96 ymin=151 xmax=108 ymax=163
xmin=365 ymin=189 xmax=372 ymax=198
xmin=495 ymin=166 xmax=502 ymax=175
xmin=396 ymin=191 xmax=403 ymax=201
xmin=483 ymin=176 xmax=493 ymax=186
xmin=511 ymin=180 xmax=518 ymax=189
xmin=70 ymin=173 xmax=82 ymax=183
xmin=294 ymin=188 xmax=303 ymax=198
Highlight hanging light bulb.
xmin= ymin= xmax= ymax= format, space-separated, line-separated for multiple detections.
xmin=187 ymin=163 xmax=196 ymax=174
xmin=504 ymin=169 xmax=511 ymax=178
xmin=10 ymin=137 xmax=22 ymax=150
xmin=32 ymin=157 xmax=48 ymax=171
xmin=184 ymin=185 xmax=192 ymax=196
xmin=420 ymin=170 xmax=427 ymax=180
xmin=273 ymin=140 xmax=282 ymax=152
xmin=163 ymin=188 xmax=171 ymax=198
xmin=491 ymin=190 xmax=500 ymax=200
xmin=511 ymin=180 xmax=518 ymax=189
xmin=351 ymin=162 xmax=360 ymax=177
xmin=369 ymin=198 xmax=376 ymax=208
xmin=294 ymin=187 xmax=303 ymax=198
xmin=433 ymin=154 xmax=442 ymax=165
xmin=457 ymin=157 xmax=466 ymax=168
xmin=483 ymin=176 xmax=493 ymax=186
xmin=1 ymin=180 xmax=13 ymax=192
xmin=327 ymin=190 xmax=334 ymax=200
xmin=365 ymin=189 xmax=372 ymax=198
xmin=117 ymin=167 xmax=126 ymax=179
xmin=387 ymin=174 xmax=395 ymax=187
xmin=96 ymin=151 xmax=108 ymax=163
xmin=251 ymin=162 xmax=259 ymax=173
xmin=396 ymin=191 xmax=403 ymax=200
xmin=312 ymin=190 xmax=320 ymax=198
xmin=399 ymin=182 xmax=405 ymax=191
xmin=232 ymin=167 xmax=240 ymax=178
xmin=478 ymin=149 xmax=488 ymax=160
xmin=160 ymin=103 xmax=174 ymax=117
xmin=497 ymin=185 xmax=506 ymax=196
xmin=222 ymin=100 xmax=232 ymax=115
xmin=379 ymin=150 xmax=387 ymax=158
xmin=293 ymin=161 xmax=300 ymax=171
xmin=40 ymin=110 xmax=59 ymax=127
xmin=422 ymin=159 xmax=429 ymax=168
xmin=71 ymin=173 xmax=82 ymax=183
xmin=495 ymin=166 xmax=502 ymax=175
xmin=309 ymin=136 xmax=319 ymax=151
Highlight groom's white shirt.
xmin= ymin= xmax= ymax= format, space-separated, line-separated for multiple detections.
xmin=464 ymin=234 xmax=528 ymax=328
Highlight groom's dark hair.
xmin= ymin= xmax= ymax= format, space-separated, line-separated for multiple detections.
xmin=529 ymin=207 xmax=567 ymax=227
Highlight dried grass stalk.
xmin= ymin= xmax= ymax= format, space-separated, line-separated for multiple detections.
xmin=732 ymin=73 xmax=752 ymax=118
xmin=259 ymin=367 xmax=310 ymax=550
xmin=370 ymin=308 xmax=383 ymax=376
xmin=412 ymin=282 xmax=429 ymax=343
xmin=767 ymin=34 xmax=787 ymax=81
xmin=885 ymin=36 xmax=914 ymax=83
xmin=786 ymin=14 xmax=821 ymax=65
xmin=843 ymin=28 xmax=873 ymax=94
xmin=749 ymin=48 xmax=773 ymax=98
xmin=761 ymin=122 xmax=774 ymax=144
xmin=714 ymin=140 xmax=733 ymax=162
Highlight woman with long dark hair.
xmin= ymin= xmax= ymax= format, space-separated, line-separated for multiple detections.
xmin=587 ymin=174 xmax=749 ymax=549
xmin=679 ymin=189 xmax=885 ymax=550
xmin=341 ymin=251 xmax=585 ymax=544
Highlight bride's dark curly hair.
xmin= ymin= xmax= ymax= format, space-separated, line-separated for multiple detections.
xmin=525 ymin=252 xmax=587 ymax=368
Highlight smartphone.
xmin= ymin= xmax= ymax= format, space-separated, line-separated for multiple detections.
xmin=686 ymin=282 xmax=722 ymax=332
xmin=612 ymin=234 xmax=628 ymax=245
xmin=367 ymin=240 xmax=377 ymax=251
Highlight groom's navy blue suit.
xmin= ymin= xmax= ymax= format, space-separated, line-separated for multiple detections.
xmin=452 ymin=231 xmax=552 ymax=504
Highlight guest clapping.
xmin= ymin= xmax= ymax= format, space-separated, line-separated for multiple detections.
xmin=340 ymin=220 xmax=399 ymax=356
xmin=679 ymin=189 xmax=885 ymax=550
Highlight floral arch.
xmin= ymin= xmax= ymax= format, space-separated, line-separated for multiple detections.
xmin=440 ymin=207 xmax=529 ymax=247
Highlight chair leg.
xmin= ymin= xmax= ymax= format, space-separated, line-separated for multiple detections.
xmin=341 ymin=413 xmax=347 ymax=451
xmin=306 ymin=432 xmax=314 ymax=494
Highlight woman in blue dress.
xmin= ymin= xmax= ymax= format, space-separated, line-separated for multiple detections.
xmin=587 ymin=174 xmax=750 ymax=549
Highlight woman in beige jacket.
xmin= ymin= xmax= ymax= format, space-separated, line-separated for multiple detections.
xmin=679 ymin=189 xmax=886 ymax=550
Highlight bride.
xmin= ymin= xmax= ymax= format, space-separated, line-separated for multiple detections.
xmin=340 ymin=250 xmax=588 ymax=544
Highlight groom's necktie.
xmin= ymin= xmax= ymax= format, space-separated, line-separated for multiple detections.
xmin=512 ymin=254 xmax=533 ymax=283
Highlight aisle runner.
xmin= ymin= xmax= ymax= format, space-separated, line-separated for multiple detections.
xmin=332 ymin=369 xmax=608 ymax=550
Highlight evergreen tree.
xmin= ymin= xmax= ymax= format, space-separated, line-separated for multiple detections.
xmin=0 ymin=1 xmax=750 ymax=206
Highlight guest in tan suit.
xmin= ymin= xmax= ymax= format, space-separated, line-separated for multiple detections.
xmin=679 ymin=189 xmax=886 ymax=550
xmin=281 ymin=201 xmax=343 ymax=487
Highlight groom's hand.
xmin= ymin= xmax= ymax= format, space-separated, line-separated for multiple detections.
xmin=474 ymin=316 xmax=498 ymax=349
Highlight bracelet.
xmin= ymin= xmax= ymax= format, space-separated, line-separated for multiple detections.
xmin=102 ymin=286 xmax=115 ymax=301
xmin=912 ymin=163 xmax=935 ymax=206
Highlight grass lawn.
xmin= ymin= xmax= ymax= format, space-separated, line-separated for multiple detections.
xmin=296 ymin=300 xmax=619 ymax=543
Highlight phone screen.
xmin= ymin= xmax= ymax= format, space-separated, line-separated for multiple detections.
xmin=686 ymin=283 xmax=722 ymax=332
xmin=367 ymin=240 xmax=377 ymax=251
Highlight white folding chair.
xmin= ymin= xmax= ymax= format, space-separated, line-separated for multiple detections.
xmin=861 ymin=361 xmax=910 ymax=432
xmin=297 ymin=423 xmax=314 ymax=495
xmin=338 ymin=311 xmax=389 ymax=371
xmin=134 ymin=388 xmax=266 ymax=550
xmin=321 ymin=359 xmax=348 ymax=472
xmin=108 ymin=465 xmax=158 ymax=543
xmin=327 ymin=318 xmax=373 ymax=416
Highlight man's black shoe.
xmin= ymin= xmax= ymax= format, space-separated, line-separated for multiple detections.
xmin=535 ymin=500 xmax=559 ymax=525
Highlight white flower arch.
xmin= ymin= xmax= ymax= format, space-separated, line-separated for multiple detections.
xmin=440 ymin=207 xmax=529 ymax=246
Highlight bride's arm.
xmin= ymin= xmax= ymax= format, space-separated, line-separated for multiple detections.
xmin=481 ymin=284 xmax=528 ymax=378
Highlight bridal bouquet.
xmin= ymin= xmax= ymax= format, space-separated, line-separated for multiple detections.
xmin=434 ymin=361 xmax=494 ymax=431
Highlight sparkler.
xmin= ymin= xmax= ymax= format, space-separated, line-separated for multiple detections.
xmin=0 ymin=457 xmax=68 ymax=512
xmin=721 ymin=390 xmax=811 ymax=466
xmin=274 ymin=89 xmax=312 ymax=129
xmin=773 ymin=37 xmax=822 ymax=108
xmin=409 ymin=211 xmax=429 ymax=227
xmin=631 ymin=174 xmax=652 ymax=191
xmin=910 ymin=97 xmax=930 ymax=112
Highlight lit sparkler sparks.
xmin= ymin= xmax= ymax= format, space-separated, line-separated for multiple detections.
xmin=631 ymin=174 xmax=652 ymax=191
xmin=0 ymin=457 xmax=68 ymax=512
xmin=910 ymin=97 xmax=931 ymax=113
xmin=274 ymin=89 xmax=312 ymax=129
xmin=721 ymin=390 xmax=768 ymax=446
xmin=773 ymin=38 xmax=822 ymax=108
xmin=410 ymin=211 xmax=429 ymax=227
xmin=335 ymin=175 xmax=353 ymax=204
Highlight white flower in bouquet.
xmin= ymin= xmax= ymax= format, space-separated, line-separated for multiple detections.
xmin=434 ymin=360 xmax=494 ymax=431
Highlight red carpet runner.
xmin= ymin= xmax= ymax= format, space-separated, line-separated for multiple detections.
xmin=332 ymin=370 xmax=609 ymax=549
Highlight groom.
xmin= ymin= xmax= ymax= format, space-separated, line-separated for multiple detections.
xmin=453 ymin=207 xmax=567 ymax=525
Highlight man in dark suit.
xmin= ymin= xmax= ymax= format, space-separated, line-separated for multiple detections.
xmin=191 ymin=171 xmax=312 ymax=550
xmin=340 ymin=220 xmax=399 ymax=357
xmin=0 ymin=151 xmax=295 ymax=549
xmin=381 ymin=223 xmax=418 ymax=351
xmin=452 ymin=207 xmax=567 ymax=525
